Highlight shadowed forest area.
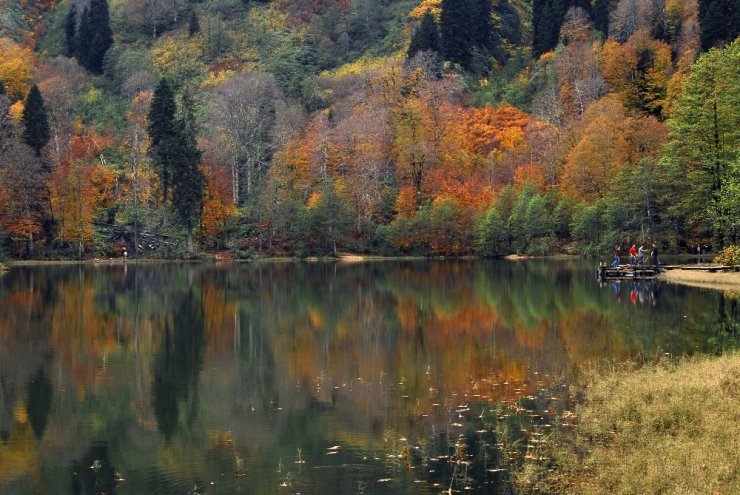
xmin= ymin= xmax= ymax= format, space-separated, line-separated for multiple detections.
xmin=0 ymin=0 xmax=738 ymax=259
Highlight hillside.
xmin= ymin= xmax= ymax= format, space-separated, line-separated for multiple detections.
xmin=0 ymin=0 xmax=737 ymax=259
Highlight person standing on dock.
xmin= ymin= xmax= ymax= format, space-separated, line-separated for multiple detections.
xmin=612 ymin=245 xmax=621 ymax=267
xmin=651 ymin=243 xmax=659 ymax=266
xmin=638 ymin=245 xmax=646 ymax=266
xmin=629 ymin=244 xmax=637 ymax=266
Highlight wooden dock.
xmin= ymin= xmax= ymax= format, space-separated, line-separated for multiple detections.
xmin=597 ymin=265 xmax=662 ymax=281
xmin=597 ymin=264 xmax=738 ymax=281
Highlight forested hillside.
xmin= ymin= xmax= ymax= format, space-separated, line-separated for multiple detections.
xmin=0 ymin=0 xmax=737 ymax=259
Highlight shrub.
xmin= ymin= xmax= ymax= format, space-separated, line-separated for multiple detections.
xmin=714 ymin=245 xmax=740 ymax=265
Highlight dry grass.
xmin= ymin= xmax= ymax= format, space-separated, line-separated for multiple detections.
xmin=548 ymin=354 xmax=740 ymax=495
xmin=659 ymin=269 xmax=740 ymax=293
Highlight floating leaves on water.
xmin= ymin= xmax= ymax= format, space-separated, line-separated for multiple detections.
xmin=376 ymin=478 xmax=392 ymax=483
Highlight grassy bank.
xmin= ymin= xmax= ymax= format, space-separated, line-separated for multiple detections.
xmin=520 ymin=353 xmax=740 ymax=494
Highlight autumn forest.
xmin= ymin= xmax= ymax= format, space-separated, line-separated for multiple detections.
xmin=0 ymin=0 xmax=738 ymax=259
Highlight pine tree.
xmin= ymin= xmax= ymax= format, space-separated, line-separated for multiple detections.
xmin=171 ymin=96 xmax=204 ymax=254
xmin=532 ymin=0 xmax=571 ymax=56
xmin=85 ymin=0 xmax=114 ymax=73
xmin=65 ymin=3 xmax=77 ymax=57
xmin=469 ymin=0 xmax=492 ymax=49
xmin=148 ymin=78 xmax=178 ymax=203
xmin=75 ymin=0 xmax=113 ymax=73
xmin=189 ymin=10 xmax=200 ymax=37
xmin=593 ymin=0 xmax=609 ymax=37
xmin=76 ymin=5 xmax=91 ymax=69
xmin=440 ymin=0 xmax=494 ymax=70
xmin=440 ymin=0 xmax=472 ymax=66
xmin=699 ymin=0 xmax=740 ymax=51
xmin=21 ymin=85 xmax=50 ymax=157
xmin=408 ymin=9 xmax=440 ymax=59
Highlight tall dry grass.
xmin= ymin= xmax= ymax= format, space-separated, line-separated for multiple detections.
xmin=518 ymin=353 xmax=740 ymax=494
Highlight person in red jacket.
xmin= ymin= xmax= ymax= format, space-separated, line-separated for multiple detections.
xmin=629 ymin=244 xmax=637 ymax=266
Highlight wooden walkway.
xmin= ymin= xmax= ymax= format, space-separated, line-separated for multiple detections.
xmin=597 ymin=264 xmax=739 ymax=281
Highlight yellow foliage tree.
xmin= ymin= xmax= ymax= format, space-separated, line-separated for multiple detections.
xmin=0 ymin=37 xmax=35 ymax=102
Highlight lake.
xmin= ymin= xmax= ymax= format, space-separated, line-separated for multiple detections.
xmin=0 ymin=260 xmax=736 ymax=494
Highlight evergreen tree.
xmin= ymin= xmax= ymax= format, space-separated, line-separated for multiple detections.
xmin=21 ymin=85 xmax=50 ymax=157
xmin=440 ymin=0 xmax=494 ymax=70
xmin=75 ymin=5 xmax=91 ymax=70
xmin=408 ymin=9 xmax=440 ymax=59
xmin=86 ymin=0 xmax=114 ymax=73
xmin=440 ymin=0 xmax=472 ymax=67
xmin=65 ymin=2 xmax=77 ymax=57
xmin=593 ymin=0 xmax=609 ymax=37
xmin=532 ymin=0 xmax=570 ymax=56
xmin=75 ymin=0 xmax=113 ymax=73
xmin=469 ymin=0 xmax=492 ymax=49
xmin=148 ymin=78 xmax=178 ymax=203
xmin=189 ymin=10 xmax=200 ymax=37
xmin=698 ymin=0 xmax=740 ymax=51
xmin=171 ymin=93 xmax=204 ymax=253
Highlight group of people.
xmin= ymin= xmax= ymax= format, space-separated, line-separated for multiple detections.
xmin=612 ymin=243 xmax=659 ymax=267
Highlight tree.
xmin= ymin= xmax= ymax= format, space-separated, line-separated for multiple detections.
xmin=532 ymin=0 xmax=570 ymax=56
xmin=76 ymin=0 xmax=113 ymax=74
xmin=65 ymin=2 xmax=77 ymax=57
xmin=408 ymin=9 xmax=440 ymax=59
xmin=21 ymin=85 xmax=50 ymax=157
xmin=698 ymin=0 xmax=740 ymax=51
xmin=170 ymin=94 xmax=204 ymax=253
xmin=188 ymin=10 xmax=200 ymax=37
xmin=0 ymin=37 xmax=35 ymax=102
xmin=438 ymin=0 xmax=497 ymax=69
xmin=662 ymin=39 xmax=740 ymax=246
xmin=148 ymin=78 xmax=177 ymax=202
xmin=593 ymin=0 xmax=609 ymax=37
xmin=0 ymin=79 xmax=11 ymax=151
xmin=206 ymin=72 xmax=282 ymax=206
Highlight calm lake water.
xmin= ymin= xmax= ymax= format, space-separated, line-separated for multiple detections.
xmin=0 ymin=260 xmax=737 ymax=494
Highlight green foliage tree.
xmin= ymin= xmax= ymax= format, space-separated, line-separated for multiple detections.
xmin=65 ymin=2 xmax=77 ymax=57
xmin=407 ymin=9 xmax=440 ymax=59
xmin=570 ymin=199 xmax=608 ymax=255
xmin=477 ymin=186 xmax=514 ymax=256
xmin=188 ymin=10 xmax=200 ymax=37
xmin=510 ymin=183 xmax=556 ymax=255
xmin=662 ymin=39 xmax=740 ymax=246
xmin=171 ymin=94 xmax=204 ymax=254
xmin=76 ymin=0 xmax=113 ymax=74
xmin=21 ymin=85 xmax=50 ymax=157
xmin=440 ymin=0 xmax=493 ymax=69
xmin=148 ymin=78 xmax=177 ymax=203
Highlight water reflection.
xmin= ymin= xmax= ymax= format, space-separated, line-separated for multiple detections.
xmin=0 ymin=260 xmax=736 ymax=493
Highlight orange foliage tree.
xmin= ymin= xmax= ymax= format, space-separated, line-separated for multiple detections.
xmin=49 ymin=130 xmax=115 ymax=257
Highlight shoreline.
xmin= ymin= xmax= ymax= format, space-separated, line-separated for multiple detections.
xmin=5 ymin=257 xmax=739 ymax=292
xmin=657 ymin=268 xmax=740 ymax=292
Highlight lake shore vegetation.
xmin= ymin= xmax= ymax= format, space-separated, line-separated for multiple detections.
xmin=512 ymin=352 xmax=740 ymax=494
xmin=0 ymin=1 xmax=737 ymax=262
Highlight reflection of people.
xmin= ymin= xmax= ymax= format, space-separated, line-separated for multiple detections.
xmin=651 ymin=243 xmax=659 ymax=266
xmin=629 ymin=244 xmax=637 ymax=266
xmin=629 ymin=283 xmax=637 ymax=304
xmin=612 ymin=282 xmax=621 ymax=302
xmin=638 ymin=245 xmax=645 ymax=266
